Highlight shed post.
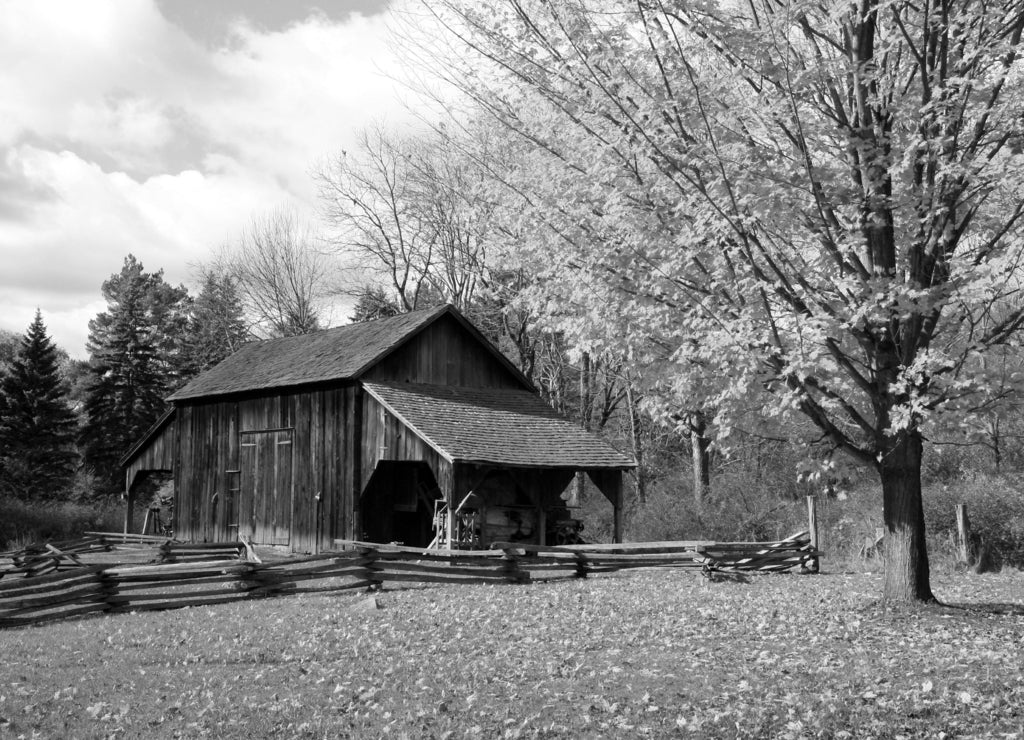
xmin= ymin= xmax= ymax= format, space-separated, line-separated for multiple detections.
xmin=955 ymin=503 xmax=973 ymax=565
xmin=124 ymin=471 xmax=136 ymax=534
xmin=587 ymin=469 xmax=624 ymax=544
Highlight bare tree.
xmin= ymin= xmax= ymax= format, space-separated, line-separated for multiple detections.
xmin=316 ymin=122 xmax=495 ymax=312
xmin=216 ymin=209 xmax=332 ymax=338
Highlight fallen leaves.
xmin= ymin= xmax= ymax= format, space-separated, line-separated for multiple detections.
xmin=0 ymin=569 xmax=1022 ymax=737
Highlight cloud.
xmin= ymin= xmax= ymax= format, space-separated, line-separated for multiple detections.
xmin=0 ymin=0 xmax=411 ymax=358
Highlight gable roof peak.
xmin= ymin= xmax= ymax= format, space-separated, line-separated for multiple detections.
xmin=167 ymin=302 xmax=528 ymax=401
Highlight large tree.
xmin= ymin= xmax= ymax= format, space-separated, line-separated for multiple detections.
xmin=0 ymin=311 xmax=79 ymax=500
xmin=214 ymin=210 xmax=333 ymax=338
xmin=81 ymin=255 xmax=189 ymax=494
xmin=411 ymin=0 xmax=1024 ymax=602
xmin=317 ymin=123 xmax=496 ymax=312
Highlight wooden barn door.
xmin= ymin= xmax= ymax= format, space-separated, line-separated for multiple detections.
xmin=239 ymin=429 xmax=294 ymax=546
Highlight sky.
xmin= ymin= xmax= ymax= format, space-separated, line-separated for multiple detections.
xmin=0 ymin=0 xmax=419 ymax=358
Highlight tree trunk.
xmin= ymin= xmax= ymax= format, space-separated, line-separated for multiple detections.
xmin=879 ymin=429 xmax=934 ymax=603
xmin=626 ymin=383 xmax=646 ymax=504
xmin=573 ymin=352 xmax=592 ymax=506
xmin=689 ymin=410 xmax=711 ymax=508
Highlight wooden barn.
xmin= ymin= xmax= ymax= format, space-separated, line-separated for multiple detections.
xmin=121 ymin=304 xmax=634 ymax=553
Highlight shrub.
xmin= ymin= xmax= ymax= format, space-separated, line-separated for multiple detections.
xmin=624 ymin=478 xmax=811 ymax=545
xmin=923 ymin=473 xmax=1024 ymax=570
xmin=0 ymin=496 xmax=122 ymax=551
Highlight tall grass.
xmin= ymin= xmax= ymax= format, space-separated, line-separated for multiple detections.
xmin=615 ymin=469 xmax=1024 ymax=572
xmin=0 ymin=496 xmax=122 ymax=551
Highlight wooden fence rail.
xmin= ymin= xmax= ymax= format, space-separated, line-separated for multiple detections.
xmin=0 ymin=531 xmax=819 ymax=629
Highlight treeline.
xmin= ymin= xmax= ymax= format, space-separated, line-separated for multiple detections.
xmin=0 ymin=256 xmax=248 ymax=502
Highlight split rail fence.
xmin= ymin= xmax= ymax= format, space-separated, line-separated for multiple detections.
xmin=0 ymin=531 xmax=819 ymax=629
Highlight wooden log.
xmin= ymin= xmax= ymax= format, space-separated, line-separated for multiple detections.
xmin=367 ymin=572 xmax=521 ymax=585
xmin=363 ymin=561 xmax=509 ymax=578
xmin=335 ymin=540 xmax=507 ymax=559
xmin=0 ymin=565 xmax=109 ymax=595
xmin=1 ymin=582 xmax=108 ymax=614
xmin=112 ymin=572 xmax=256 ymax=592
xmin=256 ymin=562 xmax=367 ymax=579
xmin=106 ymin=586 xmax=266 ymax=604
xmin=282 ymin=580 xmax=374 ymax=595
xmin=110 ymin=593 xmax=253 ymax=613
xmin=956 ymin=503 xmax=974 ymax=566
xmin=1 ymin=601 xmax=111 ymax=627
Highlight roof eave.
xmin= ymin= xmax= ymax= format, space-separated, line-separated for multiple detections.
xmin=119 ymin=407 xmax=176 ymax=468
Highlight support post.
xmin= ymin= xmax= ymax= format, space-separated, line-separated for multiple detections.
xmin=806 ymin=495 xmax=820 ymax=573
xmin=586 ymin=469 xmax=624 ymax=544
xmin=955 ymin=503 xmax=973 ymax=566
xmin=613 ymin=487 xmax=622 ymax=544
xmin=124 ymin=472 xmax=136 ymax=535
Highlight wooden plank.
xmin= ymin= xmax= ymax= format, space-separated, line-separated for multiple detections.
xmin=106 ymin=586 xmax=262 ymax=604
xmin=110 ymin=594 xmax=253 ymax=612
xmin=367 ymin=571 xmax=522 ymax=585
xmin=112 ymin=573 xmax=252 ymax=592
xmin=1 ymin=583 xmax=107 ymax=614
xmin=0 ymin=565 xmax=108 ymax=594
xmin=1 ymin=602 xmax=110 ymax=627
xmin=284 ymin=580 xmax=373 ymax=595
xmin=367 ymin=562 xmax=512 ymax=578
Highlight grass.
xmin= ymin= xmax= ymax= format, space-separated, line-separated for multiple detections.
xmin=1 ymin=567 xmax=1023 ymax=739
xmin=0 ymin=497 xmax=122 ymax=552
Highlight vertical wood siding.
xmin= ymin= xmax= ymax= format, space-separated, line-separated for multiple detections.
xmin=174 ymin=385 xmax=357 ymax=553
xmin=362 ymin=314 xmax=526 ymax=389
xmin=165 ymin=313 xmax=603 ymax=552
xmin=360 ymin=394 xmax=453 ymax=507
xmin=124 ymin=420 xmax=175 ymax=489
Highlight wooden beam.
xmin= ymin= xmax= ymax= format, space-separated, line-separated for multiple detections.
xmin=587 ymin=469 xmax=624 ymax=543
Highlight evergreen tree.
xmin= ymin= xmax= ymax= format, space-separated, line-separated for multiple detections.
xmin=181 ymin=270 xmax=251 ymax=378
xmin=0 ymin=311 xmax=79 ymax=500
xmin=81 ymin=255 xmax=189 ymax=494
xmin=349 ymin=286 xmax=402 ymax=323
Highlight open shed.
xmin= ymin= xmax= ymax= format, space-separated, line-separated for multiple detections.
xmin=121 ymin=304 xmax=634 ymax=553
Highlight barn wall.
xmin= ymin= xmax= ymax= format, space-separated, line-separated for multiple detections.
xmin=362 ymin=313 xmax=526 ymax=389
xmin=174 ymin=385 xmax=359 ymax=553
xmin=124 ymin=419 xmax=176 ymax=489
xmin=360 ymin=394 xmax=453 ymax=506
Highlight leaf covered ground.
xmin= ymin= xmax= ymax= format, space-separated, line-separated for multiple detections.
xmin=1 ymin=569 xmax=1023 ymax=739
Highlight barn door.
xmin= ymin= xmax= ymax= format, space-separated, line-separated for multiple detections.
xmin=239 ymin=429 xmax=293 ymax=546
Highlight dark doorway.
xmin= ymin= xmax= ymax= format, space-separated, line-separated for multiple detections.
xmin=360 ymin=462 xmax=442 ymax=547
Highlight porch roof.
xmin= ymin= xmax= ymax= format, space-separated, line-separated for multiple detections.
xmin=362 ymin=381 xmax=635 ymax=469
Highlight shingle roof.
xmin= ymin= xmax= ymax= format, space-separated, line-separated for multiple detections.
xmin=169 ymin=304 xmax=514 ymax=401
xmin=363 ymin=381 xmax=635 ymax=469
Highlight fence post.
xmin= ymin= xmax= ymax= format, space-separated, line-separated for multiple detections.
xmin=955 ymin=503 xmax=973 ymax=566
xmin=806 ymin=495 xmax=820 ymax=574
xmin=357 ymin=545 xmax=383 ymax=591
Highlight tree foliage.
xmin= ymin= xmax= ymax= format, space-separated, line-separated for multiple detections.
xmin=181 ymin=270 xmax=251 ymax=378
xmin=81 ymin=255 xmax=189 ymax=495
xmin=0 ymin=311 xmax=79 ymax=500
xmin=409 ymin=0 xmax=1024 ymax=601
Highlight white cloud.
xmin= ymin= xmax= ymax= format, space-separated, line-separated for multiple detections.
xmin=0 ymin=0 xmax=414 ymax=358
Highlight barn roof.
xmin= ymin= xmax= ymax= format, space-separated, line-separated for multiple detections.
xmin=363 ymin=381 xmax=635 ymax=469
xmin=118 ymin=406 xmax=176 ymax=467
xmin=168 ymin=304 xmax=530 ymax=401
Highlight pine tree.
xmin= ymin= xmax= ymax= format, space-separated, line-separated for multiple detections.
xmin=81 ymin=255 xmax=190 ymax=495
xmin=0 ymin=311 xmax=79 ymax=500
xmin=181 ymin=270 xmax=251 ymax=379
